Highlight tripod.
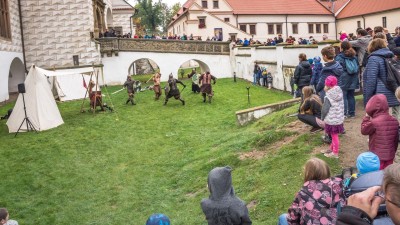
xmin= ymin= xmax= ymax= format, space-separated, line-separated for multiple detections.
xmin=15 ymin=93 xmax=37 ymax=137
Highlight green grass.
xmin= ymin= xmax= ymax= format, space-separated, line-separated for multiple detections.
xmin=0 ymin=78 xmax=340 ymax=225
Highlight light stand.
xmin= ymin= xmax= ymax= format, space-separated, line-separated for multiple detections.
xmin=15 ymin=84 xmax=37 ymax=137
xmin=246 ymin=86 xmax=250 ymax=105
xmin=233 ymin=72 xmax=237 ymax=82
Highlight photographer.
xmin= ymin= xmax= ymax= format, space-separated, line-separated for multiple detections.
xmin=337 ymin=163 xmax=400 ymax=225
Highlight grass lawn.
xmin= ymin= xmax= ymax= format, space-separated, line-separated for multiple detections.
xmin=0 ymin=78 xmax=341 ymax=225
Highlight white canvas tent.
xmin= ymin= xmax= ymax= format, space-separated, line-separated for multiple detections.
xmin=7 ymin=66 xmax=64 ymax=133
xmin=6 ymin=66 xmax=98 ymax=133
xmin=45 ymin=67 xmax=97 ymax=102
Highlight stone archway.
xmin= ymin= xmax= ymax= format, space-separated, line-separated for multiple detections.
xmin=128 ymin=58 xmax=160 ymax=76
xmin=93 ymin=0 xmax=105 ymax=38
xmin=106 ymin=8 xmax=112 ymax=29
xmin=8 ymin=57 xmax=25 ymax=93
xmin=177 ymin=59 xmax=210 ymax=79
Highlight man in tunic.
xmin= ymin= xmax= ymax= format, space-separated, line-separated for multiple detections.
xmin=152 ymin=72 xmax=162 ymax=100
xmin=164 ymin=74 xmax=186 ymax=106
xmin=123 ymin=76 xmax=136 ymax=105
xmin=188 ymin=68 xmax=200 ymax=93
xmin=199 ymin=71 xmax=216 ymax=103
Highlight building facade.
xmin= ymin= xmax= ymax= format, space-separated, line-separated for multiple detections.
xmin=336 ymin=0 xmax=400 ymax=36
xmin=0 ymin=0 xmax=134 ymax=102
xmin=168 ymin=0 xmax=336 ymax=42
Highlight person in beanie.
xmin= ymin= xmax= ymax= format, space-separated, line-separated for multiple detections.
xmin=361 ymin=94 xmax=399 ymax=169
xmin=310 ymin=56 xmax=323 ymax=90
xmin=201 ymin=166 xmax=252 ymax=225
xmin=146 ymin=213 xmax=170 ymax=225
xmin=321 ymin=76 xmax=345 ymax=158
xmin=356 ymin=152 xmax=380 ymax=176
xmin=123 ymin=76 xmax=136 ymax=105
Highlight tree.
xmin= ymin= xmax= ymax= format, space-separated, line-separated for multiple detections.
xmin=164 ymin=2 xmax=181 ymax=31
xmin=134 ymin=0 xmax=163 ymax=34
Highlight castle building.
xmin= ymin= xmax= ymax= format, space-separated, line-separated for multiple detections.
xmin=0 ymin=0 xmax=134 ymax=102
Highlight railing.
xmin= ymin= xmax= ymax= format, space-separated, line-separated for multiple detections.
xmin=96 ymin=38 xmax=231 ymax=57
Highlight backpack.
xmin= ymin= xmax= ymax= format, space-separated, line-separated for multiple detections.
xmin=378 ymin=57 xmax=400 ymax=93
xmin=344 ymin=57 xmax=359 ymax=75
xmin=362 ymin=50 xmax=369 ymax=67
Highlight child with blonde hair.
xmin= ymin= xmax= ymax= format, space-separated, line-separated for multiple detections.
xmin=278 ymin=158 xmax=345 ymax=225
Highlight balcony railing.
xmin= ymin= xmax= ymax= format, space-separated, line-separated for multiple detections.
xmin=96 ymin=38 xmax=230 ymax=57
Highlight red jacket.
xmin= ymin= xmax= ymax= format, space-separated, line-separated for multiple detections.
xmin=361 ymin=94 xmax=399 ymax=161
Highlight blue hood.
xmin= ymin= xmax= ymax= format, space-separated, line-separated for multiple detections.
xmin=370 ymin=48 xmax=394 ymax=58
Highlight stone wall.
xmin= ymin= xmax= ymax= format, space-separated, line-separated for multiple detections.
xmin=113 ymin=12 xmax=132 ymax=35
xmin=20 ymin=0 xmax=102 ymax=68
xmin=0 ymin=0 xmax=22 ymax=52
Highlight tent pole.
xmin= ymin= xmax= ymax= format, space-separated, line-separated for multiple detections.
xmin=93 ymin=70 xmax=99 ymax=114
xmin=81 ymin=73 xmax=93 ymax=113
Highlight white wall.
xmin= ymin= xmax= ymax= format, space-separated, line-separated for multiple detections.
xmin=101 ymin=52 xmax=232 ymax=85
xmin=337 ymin=10 xmax=400 ymax=37
xmin=233 ymin=43 xmax=333 ymax=92
xmin=0 ymin=52 xmax=24 ymax=102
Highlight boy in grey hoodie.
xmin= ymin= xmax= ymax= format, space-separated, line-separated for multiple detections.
xmin=201 ymin=167 xmax=252 ymax=225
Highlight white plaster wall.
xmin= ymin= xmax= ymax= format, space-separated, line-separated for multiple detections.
xmin=101 ymin=52 xmax=231 ymax=85
xmin=237 ymin=15 xmax=336 ymax=42
xmin=193 ymin=0 xmax=233 ymax=12
xmin=337 ymin=10 xmax=400 ymax=37
xmin=282 ymin=47 xmax=320 ymax=66
xmin=0 ymin=52 xmax=24 ymax=102
xmin=253 ymin=48 xmax=277 ymax=63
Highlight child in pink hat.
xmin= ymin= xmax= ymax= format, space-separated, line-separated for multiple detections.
xmin=321 ymin=76 xmax=345 ymax=158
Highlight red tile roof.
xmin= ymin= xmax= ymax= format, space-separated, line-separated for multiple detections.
xmin=318 ymin=0 xmax=350 ymax=13
xmin=337 ymin=0 xmax=400 ymax=19
xmin=225 ymin=0 xmax=333 ymax=15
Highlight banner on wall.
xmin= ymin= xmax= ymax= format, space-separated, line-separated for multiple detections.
xmin=214 ymin=28 xmax=223 ymax=41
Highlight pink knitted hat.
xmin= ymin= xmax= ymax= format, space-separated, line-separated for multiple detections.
xmin=325 ymin=75 xmax=338 ymax=87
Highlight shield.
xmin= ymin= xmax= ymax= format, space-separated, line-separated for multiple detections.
xmin=164 ymin=85 xmax=170 ymax=96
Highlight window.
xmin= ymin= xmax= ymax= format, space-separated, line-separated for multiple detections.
xmin=224 ymin=17 xmax=230 ymax=22
xmin=268 ymin=24 xmax=274 ymax=34
xmin=323 ymin=24 xmax=329 ymax=33
xmin=199 ymin=18 xmax=206 ymax=28
xmin=239 ymin=24 xmax=246 ymax=32
xmin=202 ymin=0 xmax=207 ymax=8
xmin=382 ymin=17 xmax=387 ymax=28
xmin=249 ymin=24 xmax=256 ymax=35
xmin=292 ymin=24 xmax=298 ymax=34
xmin=213 ymin=0 xmax=219 ymax=8
xmin=357 ymin=21 xmax=361 ymax=28
xmin=316 ymin=24 xmax=321 ymax=33
xmin=276 ymin=24 xmax=282 ymax=34
xmin=308 ymin=24 xmax=314 ymax=33
xmin=0 ymin=0 xmax=11 ymax=40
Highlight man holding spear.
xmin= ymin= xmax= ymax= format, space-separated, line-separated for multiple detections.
xmin=145 ymin=72 xmax=162 ymax=100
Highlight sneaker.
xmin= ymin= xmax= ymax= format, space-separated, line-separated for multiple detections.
xmin=310 ymin=127 xmax=323 ymax=133
xmin=324 ymin=152 xmax=339 ymax=158
xmin=320 ymin=149 xmax=332 ymax=154
xmin=321 ymin=135 xmax=332 ymax=144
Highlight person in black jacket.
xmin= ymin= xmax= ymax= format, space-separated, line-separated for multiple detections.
xmin=336 ymin=163 xmax=400 ymax=225
xmin=294 ymin=53 xmax=312 ymax=97
xmin=297 ymin=86 xmax=324 ymax=132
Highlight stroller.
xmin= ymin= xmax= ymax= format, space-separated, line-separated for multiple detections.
xmin=343 ymin=169 xmax=394 ymax=225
